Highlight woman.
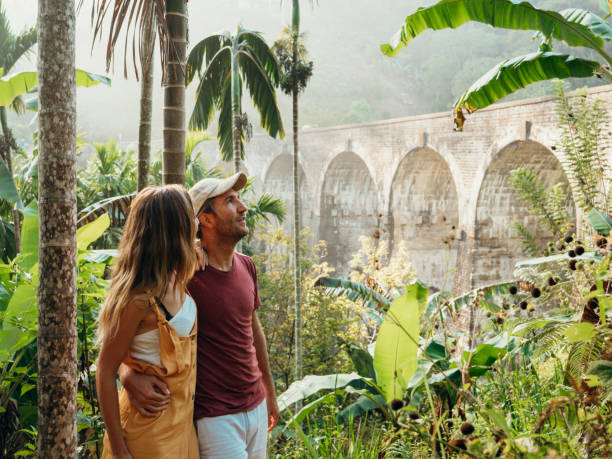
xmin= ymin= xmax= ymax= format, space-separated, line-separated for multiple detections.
xmin=97 ymin=185 xmax=199 ymax=458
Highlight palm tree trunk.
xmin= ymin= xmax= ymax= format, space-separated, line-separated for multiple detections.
xmin=232 ymin=113 xmax=241 ymax=173
xmin=138 ymin=22 xmax=155 ymax=191
xmin=231 ymin=48 xmax=241 ymax=174
xmin=292 ymin=0 xmax=303 ymax=384
xmin=162 ymin=0 xmax=187 ymax=185
xmin=37 ymin=0 xmax=78 ymax=456
xmin=0 ymin=107 xmax=20 ymax=252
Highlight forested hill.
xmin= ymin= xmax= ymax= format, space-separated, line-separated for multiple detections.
xmin=8 ymin=0 xmax=610 ymax=141
xmin=296 ymin=0 xmax=609 ymax=127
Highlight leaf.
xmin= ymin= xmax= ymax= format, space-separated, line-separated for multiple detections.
xmin=486 ymin=409 xmax=512 ymax=436
xmin=16 ymin=202 xmax=38 ymax=272
xmin=454 ymin=52 xmax=599 ymax=114
xmin=75 ymin=69 xmax=111 ymax=88
xmin=374 ymin=282 xmax=427 ymax=402
xmin=381 ymin=0 xmax=610 ymax=57
xmin=600 ymin=0 xmax=611 ymax=15
xmin=76 ymin=214 xmax=110 ymax=250
xmin=515 ymin=251 xmax=600 ymax=267
xmin=0 ymin=159 xmax=24 ymax=211
xmin=587 ymin=208 xmax=612 ymax=235
xmin=277 ymin=373 xmax=366 ymax=411
xmin=315 ymin=276 xmax=391 ymax=318
xmin=588 ymin=360 xmax=612 ymax=386
xmin=0 ymin=69 xmax=110 ymax=108
xmin=284 ymin=392 xmax=336 ymax=427
xmin=462 ymin=344 xmax=507 ymax=377
xmin=562 ymin=322 xmax=596 ymax=343
xmin=336 ymin=394 xmax=387 ymax=423
xmin=344 ymin=343 xmax=376 ymax=379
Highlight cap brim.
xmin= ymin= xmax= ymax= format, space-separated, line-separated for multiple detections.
xmin=211 ymin=172 xmax=247 ymax=198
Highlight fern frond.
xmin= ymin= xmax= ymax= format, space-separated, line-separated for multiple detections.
xmin=511 ymin=221 xmax=543 ymax=256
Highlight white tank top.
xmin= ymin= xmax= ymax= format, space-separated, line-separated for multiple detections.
xmin=130 ymin=295 xmax=196 ymax=367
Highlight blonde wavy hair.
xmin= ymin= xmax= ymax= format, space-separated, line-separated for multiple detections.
xmin=97 ymin=185 xmax=197 ymax=342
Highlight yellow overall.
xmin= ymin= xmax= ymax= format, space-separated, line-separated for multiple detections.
xmin=102 ymin=295 xmax=198 ymax=458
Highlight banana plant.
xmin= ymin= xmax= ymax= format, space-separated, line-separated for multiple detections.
xmin=382 ymin=0 xmax=612 ymax=129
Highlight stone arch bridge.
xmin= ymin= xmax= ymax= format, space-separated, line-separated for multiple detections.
xmin=203 ymin=85 xmax=612 ymax=294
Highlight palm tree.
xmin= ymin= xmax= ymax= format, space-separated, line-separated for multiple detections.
xmin=138 ymin=12 xmax=156 ymax=191
xmin=273 ymin=1 xmax=314 ymax=382
xmin=37 ymin=0 xmax=78 ymax=455
xmin=186 ymin=25 xmax=285 ymax=174
xmin=87 ymin=0 xmax=188 ymax=185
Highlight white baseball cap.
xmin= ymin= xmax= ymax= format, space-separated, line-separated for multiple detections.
xmin=189 ymin=172 xmax=248 ymax=215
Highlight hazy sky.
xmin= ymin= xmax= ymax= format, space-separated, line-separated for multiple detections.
xmin=4 ymin=0 xmax=320 ymax=145
xmin=5 ymin=0 xmax=606 ymax=148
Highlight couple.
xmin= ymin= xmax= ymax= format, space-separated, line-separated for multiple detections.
xmin=96 ymin=173 xmax=279 ymax=458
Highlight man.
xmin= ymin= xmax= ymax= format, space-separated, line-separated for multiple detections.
xmin=120 ymin=173 xmax=279 ymax=459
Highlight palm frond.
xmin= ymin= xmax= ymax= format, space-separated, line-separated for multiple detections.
xmin=314 ymin=276 xmax=391 ymax=317
xmin=217 ymin=74 xmax=241 ymax=162
xmin=239 ymin=28 xmax=281 ymax=85
xmin=189 ymin=46 xmax=230 ymax=131
xmin=237 ymin=48 xmax=284 ymax=139
xmin=185 ymin=34 xmax=229 ymax=84
xmin=83 ymin=0 xmax=169 ymax=80
xmin=77 ymin=193 xmax=136 ymax=228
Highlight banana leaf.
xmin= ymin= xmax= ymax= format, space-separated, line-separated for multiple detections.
xmin=277 ymin=373 xmax=368 ymax=412
xmin=454 ymin=52 xmax=600 ymax=116
xmin=0 ymin=69 xmax=110 ymax=107
xmin=381 ymin=0 xmax=612 ymax=58
xmin=374 ymin=282 xmax=427 ymax=402
xmin=587 ymin=208 xmax=612 ymax=235
xmin=453 ymin=281 xmax=515 ymax=309
xmin=515 ymin=252 xmax=601 ymax=267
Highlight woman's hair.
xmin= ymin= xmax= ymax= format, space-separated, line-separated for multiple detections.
xmin=97 ymin=185 xmax=197 ymax=342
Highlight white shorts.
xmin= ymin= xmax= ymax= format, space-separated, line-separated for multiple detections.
xmin=196 ymin=398 xmax=267 ymax=459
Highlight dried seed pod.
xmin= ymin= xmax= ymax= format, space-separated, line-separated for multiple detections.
xmin=568 ymin=259 xmax=578 ymax=270
xmin=547 ymin=277 xmax=557 ymax=286
xmin=575 ymin=246 xmax=585 ymax=255
xmin=496 ymin=312 xmax=505 ymax=324
xmin=408 ymin=412 xmax=419 ymax=420
xmin=509 ymin=285 xmax=518 ymax=295
xmin=390 ymin=399 xmax=404 ymax=411
xmin=447 ymin=439 xmax=467 ymax=451
xmin=565 ymin=236 xmax=573 ymax=243
xmin=531 ymin=287 xmax=541 ymax=298
xmin=527 ymin=304 xmax=534 ymax=312
xmin=568 ymin=249 xmax=576 ymax=258
xmin=461 ymin=422 xmax=475 ymax=435
xmin=520 ymin=301 xmax=528 ymax=310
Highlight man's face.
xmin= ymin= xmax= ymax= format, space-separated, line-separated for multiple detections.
xmin=200 ymin=189 xmax=248 ymax=241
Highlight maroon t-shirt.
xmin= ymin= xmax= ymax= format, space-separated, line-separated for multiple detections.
xmin=188 ymin=253 xmax=265 ymax=419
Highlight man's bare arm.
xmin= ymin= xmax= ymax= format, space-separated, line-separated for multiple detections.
xmin=252 ymin=311 xmax=279 ymax=431
xmin=118 ymin=364 xmax=170 ymax=417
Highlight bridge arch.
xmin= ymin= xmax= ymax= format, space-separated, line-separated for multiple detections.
xmin=388 ymin=147 xmax=459 ymax=290
xmin=472 ymin=139 xmax=574 ymax=287
xmin=319 ymin=151 xmax=380 ymax=274
xmin=263 ymin=153 xmax=308 ymax=233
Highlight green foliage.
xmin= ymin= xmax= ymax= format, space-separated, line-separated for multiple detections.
xmin=374 ymin=283 xmax=426 ymax=402
xmin=0 ymin=214 xmax=113 ymax=456
xmin=554 ymin=82 xmax=610 ymax=212
xmin=511 ymin=221 xmax=543 ymax=256
xmin=272 ymin=26 xmax=314 ymax=95
xmin=186 ymin=26 xmax=285 ymax=162
xmin=254 ymin=226 xmax=368 ymax=392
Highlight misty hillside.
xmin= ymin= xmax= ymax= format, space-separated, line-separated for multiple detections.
xmin=7 ymin=0 xmax=610 ymax=144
